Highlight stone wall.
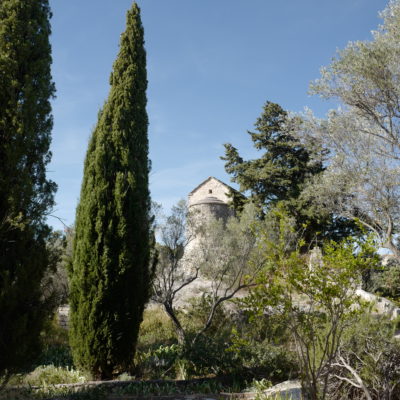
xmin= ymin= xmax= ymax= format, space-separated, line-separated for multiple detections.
xmin=58 ymin=305 xmax=70 ymax=329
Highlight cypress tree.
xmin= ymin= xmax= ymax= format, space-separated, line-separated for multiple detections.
xmin=0 ymin=0 xmax=56 ymax=377
xmin=69 ymin=3 xmax=152 ymax=379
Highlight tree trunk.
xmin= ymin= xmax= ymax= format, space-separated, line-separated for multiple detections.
xmin=164 ymin=303 xmax=186 ymax=345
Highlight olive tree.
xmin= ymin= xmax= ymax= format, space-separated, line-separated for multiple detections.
xmin=151 ymin=201 xmax=264 ymax=345
xmin=151 ymin=200 xmax=199 ymax=344
xmin=295 ymin=0 xmax=400 ymax=259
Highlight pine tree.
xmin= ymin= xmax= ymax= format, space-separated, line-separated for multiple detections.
xmin=69 ymin=3 xmax=152 ymax=379
xmin=0 ymin=0 xmax=56 ymax=377
xmin=222 ymin=101 xmax=358 ymax=245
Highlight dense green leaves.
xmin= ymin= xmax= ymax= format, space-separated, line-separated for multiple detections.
xmin=69 ymin=2 xmax=153 ymax=380
xmin=0 ymin=0 xmax=56 ymax=378
xmin=222 ymin=101 xmax=358 ymax=246
xmin=223 ymin=102 xmax=320 ymax=208
xmin=242 ymin=214 xmax=378 ymax=400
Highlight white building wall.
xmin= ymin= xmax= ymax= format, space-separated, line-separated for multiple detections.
xmin=188 ymin=177 xmax=231 ymax=206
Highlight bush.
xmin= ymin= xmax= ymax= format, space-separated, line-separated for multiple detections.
xmin=135 ymin=344 xmax=182 ymax=379
xmin=34 ymin=344 xmax=73 ymax=369
xmin=136 ymin=335 xmax=238 ymax=379
xmin=33 ymin=315 xmax=73 ymax=369
xmin=179 ymin=296 xmax=236 ymax=339
xmin=137 ymin=306 xmax=177 ymax=352
xmin=136 ymin=300 xmax=296 ymax=381
xmin=226 ymin=305 xmax=298 ymax=382
xmin=136 ymin=302 xmax=240 ymax=379
xmin=228 ymin=331 xmax=298 ymax=382
xmin=8 ymin=364 xmax=87 ymax=386
xmin=182 ymin=334 xmax=237 ymax=377
xmin=371 ymin=260 xmax=400 ymax=301
xmin=327 ymin=315 xmax=400 ymax=399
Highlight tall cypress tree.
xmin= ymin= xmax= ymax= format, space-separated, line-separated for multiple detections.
xmin=69 ymin=3 xmax=152 ymax=379
xmin=0 ymin=0 xmax=56 ymax=377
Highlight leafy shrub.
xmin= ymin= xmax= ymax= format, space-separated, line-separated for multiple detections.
xmin=137 ymin=306 xmax=176 ymax=351
xmin=115 ymin=372 xmax=135 ymax=381
xmin=29 ymin=315 xmax=74 ymax=369
xmin=179 ymin=295 xmax=236 ymax=339
xmin=227 ymin=307 xmax=298 ymax=381
xmin=33 ymin=344 xmax=73 ymax=369
xmin=135 ymin=344 xmax=182 ymax=379
xmin=136 ymin=334 xmax=239 ymax=379
xmin=371 ymin=260 xmax=400 ymax=301
xmin=228 ymin=334 xmax=298 ymax=382
xmin=135 ymin=306 xmax=180 ymax=378
xmin=115 ymin=379 xmax=235 ymax=396
xmin=8 ymin=364 xmax=87 ymax=386
xmin=182 ymin=334 xmax=237 ymax=377
xmin=327 ymin=315 xmax=400 ymax=399
xmin=136 ymin=302 xmax=240 ymax=379
xmin=1 ymin=384 xmax=107 ymax=400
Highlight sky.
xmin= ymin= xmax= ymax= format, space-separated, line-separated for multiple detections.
xmin=48 ymin=0 xmax=388 ymax=230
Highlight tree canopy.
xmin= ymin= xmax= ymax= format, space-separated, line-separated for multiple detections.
xmin=222 ymin=101 xmax=357 ymax=246
xmin=0 ymin=0 xmax=56 ymax=378
xmin=298 ymin=0 xmax=400 ymax=259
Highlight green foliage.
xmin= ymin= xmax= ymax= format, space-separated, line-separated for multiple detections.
xmin=242 ymin=212 xmax=378 ymax=400
xmin=136 ymin=307 xmax=180 ymax=379
xmin=136 ymin=303 xmax=237 ymax=379
xmin=34 ymin=317 xmax=73 ymax=369
xmin=223 ymin=102 xmax=322 ymax=208
xmin=9 ymin=365 xmax=87 ymax=386
xmin=115 ymin=379 xmax=238 ymax=397
xmin=69 ymin=3 xmax=153 ymax=379
xmin=222 ymin=101 xmax=359 ymax=245
xmin=327 ymin=315 xmax=400 ymax=399
xmin=135 ymin=344 xmax=182 ymax=379
xmin=304 ymin=1 xmax=400 ymax=258
xmin=365 ymin=258 xmax=400 ymax=302
xmin=180 ymin=295 xmax=234 ymax=339
xmin=181 ymin=334 xmax=237 ymax=377
xmin=0 ymin=384 xmax=107 ymax=400
xmin=137 ymin=307 xmax=176 ymax=351
xmin=229 ymin=319 xmax=299 ymax=382
xmin=246 ymin=378 xmax=273 ymax=392
xmin=137 ymin=337 xmax=239 ymax=380
xmin=34 ymin=345 xmax=73 ymax=370
xmin=0 ymin=0 xmax=57 ymax=379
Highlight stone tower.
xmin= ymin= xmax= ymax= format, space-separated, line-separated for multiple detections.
xmin=186 ymin=177 xmax=236 ymax=253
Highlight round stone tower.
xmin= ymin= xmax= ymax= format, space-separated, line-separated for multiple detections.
xmin=190 ymin=195 xmax=233 ymax=222
xmin=185 ymin=177 xmax=235 ymax=255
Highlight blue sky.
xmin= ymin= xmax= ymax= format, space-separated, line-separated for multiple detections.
xmin=48 ymin=0 xmax=388 ymax=230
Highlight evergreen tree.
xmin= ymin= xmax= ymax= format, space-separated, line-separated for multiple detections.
xmin=69 ymin=3 xmax=153 ymax=380
xmin=0 ymin=0 xmax=56 ymax=377
xmin=222 ymin=101 xmax=357 ymax=245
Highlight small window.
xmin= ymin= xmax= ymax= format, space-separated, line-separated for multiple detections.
xmin=209 ymin=189 xmax=212 ymax=194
